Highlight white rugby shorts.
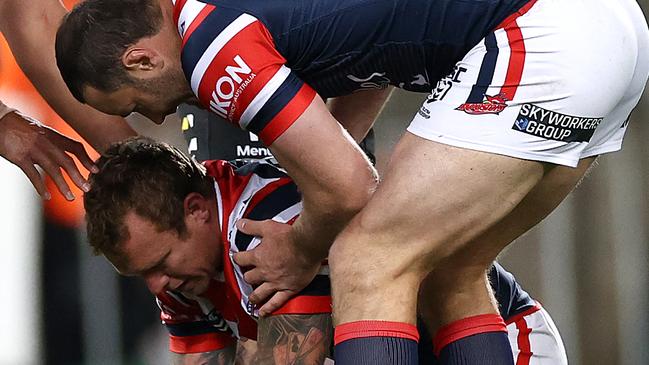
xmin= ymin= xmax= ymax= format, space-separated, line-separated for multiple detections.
xmin=506 ymin=303 xmax=568 ymax=365
xmin=408 ymin=0 xmax=649 ymax=167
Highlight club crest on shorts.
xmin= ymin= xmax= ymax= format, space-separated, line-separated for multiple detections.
xmin=456 ymin=94 xmax=509 ymax=115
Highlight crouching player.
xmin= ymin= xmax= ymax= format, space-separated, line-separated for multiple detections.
xmin=84 ymin=137 xmax=332 ymax=364
xmin=83 ymin=137 xmax=566 ymax=364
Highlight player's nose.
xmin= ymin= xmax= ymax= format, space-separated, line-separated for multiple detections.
xmin=144 ymin=272 xmax=170 ymax=295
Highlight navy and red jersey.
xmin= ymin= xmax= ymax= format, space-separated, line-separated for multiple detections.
xmin=154 ymin=160 xmax=535 ymax=354
xmin=156 ymin=159 xmax=330 ymax=354
xmin=173 ymin=0 xmax=530 ymax=144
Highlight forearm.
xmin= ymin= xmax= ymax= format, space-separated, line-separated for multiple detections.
xmin=256 ymin=314 xmax=333 ymax=365
xmin=270 ymin=96 xmax=378 ymax=262
xmin=170 ymin=347 xmax=236 ymax=365
xmin=0 ymin=0 xmax=136 ymax=152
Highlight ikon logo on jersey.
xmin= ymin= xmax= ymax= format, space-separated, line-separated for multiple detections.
xmin=512 ymin=104 xmax=603 ymax=142
xmin=209 ymin=55 xmax=256 ymax=119
xmin=456 ymin=94 xmax=508 ymax=115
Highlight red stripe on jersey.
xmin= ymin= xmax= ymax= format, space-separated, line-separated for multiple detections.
xmin=514 ymin=317 xmax=533 ymax=365
xmin=498 ymin=20 xmax=526 ymax=101
xmin=242 ymin=177 xmax=293 ymax=217
xmin=205 ymin=160 xmax=261 ymax=340
xmin=271 ymin=295 xmax=332 ymax=316
xmin=196 ymin=21 xmax=287 ymax=124
xmin=259 ymin=85 xmax=317 ymax=145
xmin=182 ymin=5 xmax=217 ymax=47
xmin=494 ymin=0 xmax=537 ymax=30
xmin=169 ymin=332 xmax=235 ymax=354
xmin=173 ymin=0 xmax=188 ymax=27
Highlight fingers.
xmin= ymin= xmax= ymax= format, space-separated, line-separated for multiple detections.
xmin=237 ymin=218 xmax=284 ymax=236
xmin=248 ymin=282 xmax=276 ymax=307
xmin=33 ymin=150 xmax=75 ymax=201
xmin=64 ymin=137 xmax=98 ymax=174
xmin=45 ymin=146 xmax=90 ymax=195
xmin=243 ymin=267 xmax=264 ymax=286
xmin=258 ymin=291 xmax=296 ymax=317
xmin=17 ymin=161 xmax=50 ymax=200
xmin=233 ymin=250 xmax=256 ymax=268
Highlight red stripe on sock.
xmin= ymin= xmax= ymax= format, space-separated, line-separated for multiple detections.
xmin=334 ymin=320 xmax=419 ymax=345
xmin=433 ymin=314 xmax=508 ymax=356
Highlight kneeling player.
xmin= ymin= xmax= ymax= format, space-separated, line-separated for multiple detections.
xmin=83 ymin=137 xmax=566 ymax=364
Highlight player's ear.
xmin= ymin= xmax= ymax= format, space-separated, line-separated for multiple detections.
xmin=122 ymin=46 xmax=163 ymax=73
xmin=183 ymin=192 xmax=211 ymax=223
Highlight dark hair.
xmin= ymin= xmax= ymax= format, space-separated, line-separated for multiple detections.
xmin=84 ymin=137 xmax=215 ymax=256
xmin=55 ymin=0 xmax=163 ymax=102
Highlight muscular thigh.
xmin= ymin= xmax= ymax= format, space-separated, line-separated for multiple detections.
xmin=416 ymin=156 xmax=594 ymax=326
xmin=349 ymin=132 xmax=545 ymax=275
xmin=437 ymin=155 xmax=596 ymax=272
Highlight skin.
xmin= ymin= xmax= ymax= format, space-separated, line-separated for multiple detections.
xmin=75 ymin=0 xmax=378 ymax=316
xmin=113 ymin=193 xmax=221 ymax=296
xmin=0 ymin=111 xmax=96 ymax=200
xmin=62 ymin=0 xmax=594 ymax=352
xmin=0 ymin=0 xmax=136 ymax=199
xmin=257 ymin=314 xmax=333 ymax=365
xmin=171 ymin=348 xmax=236 ymax=365
xmin=329 ymin=134 xmax=596 ymax=326
xmin=108 ymin=191 xmax=333 ymax=364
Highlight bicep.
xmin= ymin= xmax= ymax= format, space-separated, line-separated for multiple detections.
xmin=256 ymin=313 xmax=333 ymax=365
xmin=327 ymin=87 xmax=394 ymax=142
xmin=171 ymin=346 xmax=236 ymax=365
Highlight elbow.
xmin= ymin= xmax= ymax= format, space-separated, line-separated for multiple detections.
xmin=322 ymin=166 xmax=378 ymax=220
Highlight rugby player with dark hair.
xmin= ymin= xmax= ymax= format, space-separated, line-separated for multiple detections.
xmin=85 ymin=136 xmax=334 ymax=364
xmin=58 ymin=1 xmax=648 ymax=363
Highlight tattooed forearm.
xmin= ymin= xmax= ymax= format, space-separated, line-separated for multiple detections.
xmin=171 ymin=346 xmax=236 ymax=365
xmin=257 ymin=314 xmax=333 ymax=365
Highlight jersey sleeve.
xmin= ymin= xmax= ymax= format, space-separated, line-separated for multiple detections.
xmin=271 ymin=273 xmax=332 ymax=316
xmin=156 ymin=291 xmax=235 ymax=354
xmin=177 ymin=2 xmax=316 ymax=145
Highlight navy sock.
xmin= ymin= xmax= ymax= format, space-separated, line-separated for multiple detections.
xmin=433 ymin=314 xmax=514 ymax=365
xmin=417 ymin=316 xmax=441 ymax=364
xmin=334 ymin=320 xmax=419 ymax=365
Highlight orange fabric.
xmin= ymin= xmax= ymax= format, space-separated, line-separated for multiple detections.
xmin=0 ymin=3 xmax=96 ymax=228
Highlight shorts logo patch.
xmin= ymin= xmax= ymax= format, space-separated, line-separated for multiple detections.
xmin=456 ymin=94 xmax=508 ymax=115
xmin=512 ymin=104 xmax=603 ymax=142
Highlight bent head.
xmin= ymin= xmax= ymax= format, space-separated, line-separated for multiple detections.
xmin=84 ymin=137 xmax=221 ymax=295
xmin=56 ymin=0 xmax=193 ymax=123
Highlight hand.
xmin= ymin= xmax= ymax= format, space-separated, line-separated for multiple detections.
xmin=233 ymin=219 xmax=323 ymax=317
xmin=0 ymin=111 xmax=97 ymax=200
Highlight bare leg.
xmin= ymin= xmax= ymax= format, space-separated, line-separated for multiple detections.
xmin=329 ymin=132 xmax=593 ymax=364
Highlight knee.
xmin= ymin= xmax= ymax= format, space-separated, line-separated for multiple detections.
xmin=329 ymin=223 xmax=420 ymax=293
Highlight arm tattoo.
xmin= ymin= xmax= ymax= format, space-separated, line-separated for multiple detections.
xmin=257 ymin=314 xmax=333 ymax=365
xmin=171 ymin=346 xmax=236 ymax=365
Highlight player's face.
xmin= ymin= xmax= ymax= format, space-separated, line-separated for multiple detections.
xmin=83 ymin=71 xmax=195 ymax=124
xmin=112 ymin=211 xmax=222 ymax=296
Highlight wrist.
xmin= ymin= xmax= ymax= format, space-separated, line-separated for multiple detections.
xmin=289 ymin=220 xmax=332 ymax=264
